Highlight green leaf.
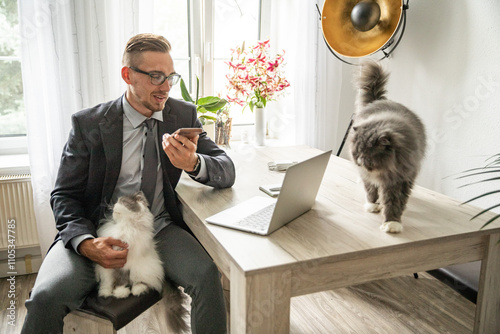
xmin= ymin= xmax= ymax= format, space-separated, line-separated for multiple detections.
xmin=480 ymin=213 xmax=500 ymax=230
xmin=199 ymin=115 xmax=217 ymax=122
xmin=203 ymin=100 xmax=227 ymax=112
xmin=198 ymin=96 xmax=227 ymax=110
xmin=195 ymin=77 xmax=200 ymax=104
xmin=459 ymin=176 xmax=500 ymax=188
xmin=180 ymin=78 xmax=193 ymax=103
xmin=456 ymin=168 xmax=500 ymax=180
xmin=462 ymin=189 xmax=500 ymax=205
xmin=485 ymin=153 xmax=500 ymax=167
xmin=459 ymin=153 xmax=500 ymax=233
xmin=197 ymin=96 xmax=221 ymax=105
xmin=470 ymin=203 xmax=500 ymax=220
xmin=197 ymin=106 xmax=210 ymax=114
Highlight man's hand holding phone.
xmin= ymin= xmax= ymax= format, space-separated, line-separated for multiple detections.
xmin=173 ymin=128 xmax=202 ymax=140
xmin=162 ymin=128 xmax=201 ymax=171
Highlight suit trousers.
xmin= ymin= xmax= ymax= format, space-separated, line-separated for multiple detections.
xmin=21 ymin=223 xmax=227 ymax=334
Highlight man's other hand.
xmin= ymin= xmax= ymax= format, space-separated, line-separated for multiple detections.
xmin=78 ymin=237 xmax=128 ymax=268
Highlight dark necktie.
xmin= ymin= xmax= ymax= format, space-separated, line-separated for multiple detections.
xmin=141 ymin=119 xmax=157 ymax=208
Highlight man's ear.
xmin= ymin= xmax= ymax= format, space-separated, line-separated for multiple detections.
xmin=121 ymin=66 xmax=131 ymax=84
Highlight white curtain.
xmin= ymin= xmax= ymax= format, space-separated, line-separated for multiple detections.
xmin=18 ymin=0 xmax=144 ymax=257
xmin=267 ymin=0 xmax=342 ymax=151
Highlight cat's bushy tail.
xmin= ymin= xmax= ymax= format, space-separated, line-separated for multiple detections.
xmin=163 ymin=282 xmax=190 ymax=333
xmin=355 ymin=60 xmax=389 ymax=107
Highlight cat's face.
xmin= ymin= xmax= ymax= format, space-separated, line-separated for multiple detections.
xmin=350 ymin=126 xmax=396 ymax=172
xmin=112 ymin=191 xmax=150 ymax=221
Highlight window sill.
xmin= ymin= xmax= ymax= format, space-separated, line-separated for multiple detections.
xmin=0 ymin=154 xmax=30 ymax=176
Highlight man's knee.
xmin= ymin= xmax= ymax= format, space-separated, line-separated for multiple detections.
xmin=192 ymin=259 xmax=221 ymax=291
xmin=26 ymin=285 xmax=56 ymax=310
xmin=28 ymin=281 xmax=83 ymax=311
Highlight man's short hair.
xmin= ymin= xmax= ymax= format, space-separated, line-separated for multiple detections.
xmin=122 ymin=33 xmax=171 ymax=66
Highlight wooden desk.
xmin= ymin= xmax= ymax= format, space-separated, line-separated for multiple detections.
xmin=176 ymin=145 xmax=500 ymax=334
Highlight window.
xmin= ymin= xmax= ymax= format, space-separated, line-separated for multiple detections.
xmin=153 ymin=0 xmax=263 ymax=126
xmin=2 ymin=0 xmax=266 ymax=156
xmin=213 ymin=0 xmax=261 ymax=125
xmin=0 ymin=0 xmax=26 ymax=154
xmin=213 ymin=0 xmax=260 ymax=95
xmin=151 ymin=0 xmax=190 ymax=100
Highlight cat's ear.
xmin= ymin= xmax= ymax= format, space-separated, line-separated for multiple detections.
xmin=136 ymin=191 xmax=146 ymax=201
xmin=379 ymin=135 xmax=391 ymax=147
xmin=135 ymin=191 xmax=150 ymax=207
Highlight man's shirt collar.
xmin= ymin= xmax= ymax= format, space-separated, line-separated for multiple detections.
xmin=122 ymin=94 xmax=164 ymax=128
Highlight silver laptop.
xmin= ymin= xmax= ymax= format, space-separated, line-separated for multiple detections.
xmin=205 ymin=150 xmax=332 ymax=235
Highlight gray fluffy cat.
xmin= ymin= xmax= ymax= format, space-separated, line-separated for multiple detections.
xmin=348 ymin=61 xmax=426 ymax=233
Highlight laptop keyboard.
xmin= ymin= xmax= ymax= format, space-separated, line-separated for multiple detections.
xmin=236 ymin=203 xmax=276 ymax=232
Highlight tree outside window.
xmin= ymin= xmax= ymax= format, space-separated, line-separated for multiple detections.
xmin=0 ymin=0 xmax=25 ymax=137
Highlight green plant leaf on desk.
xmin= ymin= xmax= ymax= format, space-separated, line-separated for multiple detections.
xmin=180 ymin=78 xmax=227 ymax=125
xmin=459 ymin=153 xmax=500 ymax=230
xmin=198 ymin=114 xmax=217 ymax=124
xmin=197 ymin=96 xmax=227 ymax=111
xmin=180 ymin=77 xmax=194 ymax=103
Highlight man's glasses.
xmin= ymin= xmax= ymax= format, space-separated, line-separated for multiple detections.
xmin=128 ymin=67 xmax=181 ymax=86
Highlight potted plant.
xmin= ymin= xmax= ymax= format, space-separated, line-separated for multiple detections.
xmin=180 ymin=77 xmax=227 ymax=140
xmin=459 ymin=153 xmax=500 ymax=229
xmin=225 ymin=39 xmax=290 ymax=145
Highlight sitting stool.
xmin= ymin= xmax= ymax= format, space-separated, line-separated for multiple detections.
xmin=63 ymin=288 xmax=162 ymax=333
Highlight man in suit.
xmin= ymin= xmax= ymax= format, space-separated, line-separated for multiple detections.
xmin=22 ymin=33 xmax=235 ymax=334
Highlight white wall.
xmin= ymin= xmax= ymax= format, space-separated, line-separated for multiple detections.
xmin=337 ymin=0 xmax=500 ymax=210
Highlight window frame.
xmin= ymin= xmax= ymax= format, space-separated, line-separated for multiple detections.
xmin=0 ymin=136 xmax=27 ymax=155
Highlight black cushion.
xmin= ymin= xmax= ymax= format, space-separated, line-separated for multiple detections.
xmin=78 ymin=288 xmax=162 ymax=330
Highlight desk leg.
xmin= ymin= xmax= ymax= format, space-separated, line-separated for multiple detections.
xmin=230 ymin=264 xmax=291 ymax=334
xmin=221 ymin=271 xmax=231 ymax=332
xmin=474 ymin=233 xmax=500 ymax=334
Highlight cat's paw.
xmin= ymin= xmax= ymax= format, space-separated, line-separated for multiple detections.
xmin=380 ymin=221 xmax=403 ymax=233
xmin=112 ymin=285 xmax=131 ymax=298
xmin=364 ymin=202 xmax=381 ymax=213
xmin=131 ymin=283 xmax=149 ymax=296
xmin=98 ymin=287 xmax=113 ymax=298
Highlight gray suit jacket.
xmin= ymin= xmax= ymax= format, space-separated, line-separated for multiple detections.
xmin=50 ymin=95 xmax=235 ymax=249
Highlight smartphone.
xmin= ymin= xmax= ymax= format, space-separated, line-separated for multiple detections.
xmin=259 ymin=183 xmax=282 ymax=197
xmin=173 ymin=128 xmax=202 ymax=139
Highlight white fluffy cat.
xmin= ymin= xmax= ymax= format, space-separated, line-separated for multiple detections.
xmin=95 ymin=191 xmax=188 ymax=332
xmin=95 ymin=191 xmax=164 ymax=298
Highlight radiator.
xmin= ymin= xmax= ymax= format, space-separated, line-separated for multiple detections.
xmin=0 ymin=174 xmax=39 ymax=250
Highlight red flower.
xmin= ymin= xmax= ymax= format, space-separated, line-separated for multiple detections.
xmin=225 ymin=40 xmax=290 ymax=109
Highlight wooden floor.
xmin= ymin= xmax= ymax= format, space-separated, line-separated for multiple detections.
xmin=1 ymin=272 xmax=475 ymax=333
